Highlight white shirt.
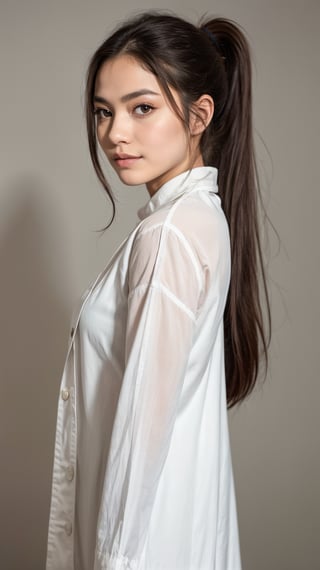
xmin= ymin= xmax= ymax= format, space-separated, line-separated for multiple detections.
xmin=46 ymin=166 xmax=242 ymax=570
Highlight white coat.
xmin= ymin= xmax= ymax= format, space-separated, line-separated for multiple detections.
xmin=45 ymin=166 xmax=242 ymax=570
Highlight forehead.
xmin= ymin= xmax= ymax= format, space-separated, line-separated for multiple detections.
xmin=94 ymin=54 xmax=160 ymax=96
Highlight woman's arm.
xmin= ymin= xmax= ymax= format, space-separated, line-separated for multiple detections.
xmin=94 ymin=222 xmax=204 ymax=570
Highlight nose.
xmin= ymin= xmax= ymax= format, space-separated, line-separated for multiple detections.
xmin=105 ymin=112 xmax=131 ymax=146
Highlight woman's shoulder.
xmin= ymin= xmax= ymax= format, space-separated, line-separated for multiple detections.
xmin=135 ymin=191 xmax=228 ymax=244
xmin=131 ymin=190 xmax=230 ymax=269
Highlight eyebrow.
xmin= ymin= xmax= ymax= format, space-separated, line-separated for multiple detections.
xmin=94 ymin=89 xmax=161 ymax=105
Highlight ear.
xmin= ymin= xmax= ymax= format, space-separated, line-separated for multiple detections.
xmin=189 ymin=94 xmax=214 ymax=136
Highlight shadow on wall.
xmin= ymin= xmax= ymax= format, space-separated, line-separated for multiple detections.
xmin=0 ymin=177 xmax=71 ymax=570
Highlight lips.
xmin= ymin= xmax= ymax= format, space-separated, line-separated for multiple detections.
xmin=113 ymin=153 xmax=142 ymax=168
xmin=113 ymin=153 xmax=141 ymax=160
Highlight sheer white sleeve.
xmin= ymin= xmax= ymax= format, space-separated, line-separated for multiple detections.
xmin=94 ymin=222 xmax=204 ymax=570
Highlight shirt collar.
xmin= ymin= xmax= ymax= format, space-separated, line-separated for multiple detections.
xmin=137 ymin=166 xmax=218 ymax=220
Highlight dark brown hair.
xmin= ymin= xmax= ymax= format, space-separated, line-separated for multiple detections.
xmin=85 ymin=11 xmax=271 ymax=408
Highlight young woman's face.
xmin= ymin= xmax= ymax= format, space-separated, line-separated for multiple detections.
xmin=94 ymin=55 xmax=203 ymax=196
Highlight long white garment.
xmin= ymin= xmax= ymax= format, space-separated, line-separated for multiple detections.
xmin=45 ymin=166 xmax=242 ymax=570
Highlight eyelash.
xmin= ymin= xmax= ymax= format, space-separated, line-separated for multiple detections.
xmin=134 ymin=104 xmax=154 ymax=115
xmin=93 ymin=104 xmax=154 ymax=120
xmin=93 ymin=108 xmax=112 ymax=119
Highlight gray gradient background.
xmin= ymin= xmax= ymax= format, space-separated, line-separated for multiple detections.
xmin=0 ymin=1 xmax=319 ymax=569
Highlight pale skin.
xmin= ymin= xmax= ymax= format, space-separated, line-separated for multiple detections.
xmin=93 ymin=54 xmax=214 ymax=197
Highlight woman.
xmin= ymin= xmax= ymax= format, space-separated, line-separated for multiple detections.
xmin=46 ymin=11 xmax=270 ymax=570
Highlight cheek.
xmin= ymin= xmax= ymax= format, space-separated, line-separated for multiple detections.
xmin=144 ymin=116 xmax=187 ymax=155
xmin=96 ymin=124 xmax=108 ymax=147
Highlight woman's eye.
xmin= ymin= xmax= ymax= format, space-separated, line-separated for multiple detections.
xmin=93 ymin=108 xmax=112 ymax=120
xmin=134 ymin=104 xmax=154 ymax=115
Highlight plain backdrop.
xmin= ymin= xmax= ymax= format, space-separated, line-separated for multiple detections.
xmin=0 ymin=1 xmax=319 ymax=569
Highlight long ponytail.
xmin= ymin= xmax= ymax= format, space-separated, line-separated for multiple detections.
xmin=200 ymin=18 xmax=271 ymax=407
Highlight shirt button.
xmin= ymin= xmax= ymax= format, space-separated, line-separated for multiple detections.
xmin=61 ymin=389 xmax=70 ymax=401
xmin=65 ymin=521 xmax=72 ymax=536
xmin=66 ymin=465 xmax=74 ymax=482
xmin=70 ymin=327 xmax=75 ymax=338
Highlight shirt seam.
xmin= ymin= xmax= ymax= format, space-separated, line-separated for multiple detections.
xmin=128 ymin=281 xmax=196 ymax=321
xmin=134 ymin=201 xmax=204 ymax=293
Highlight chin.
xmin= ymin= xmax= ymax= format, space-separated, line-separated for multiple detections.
xmin=116 ymin=171 xmax=148 ymax=187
